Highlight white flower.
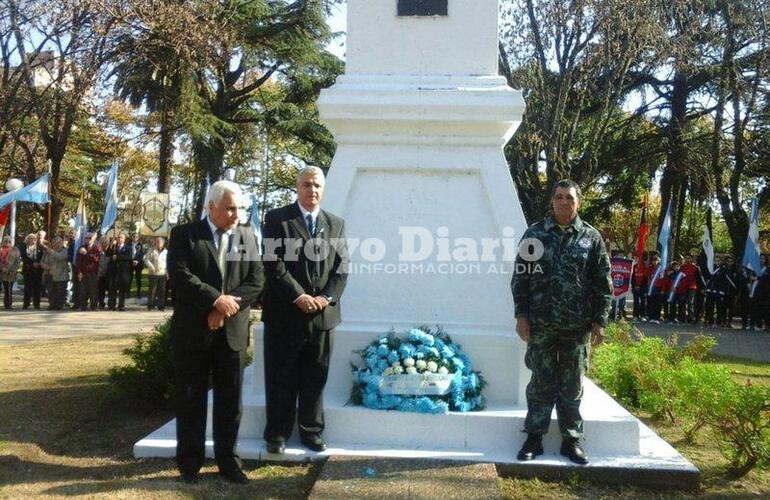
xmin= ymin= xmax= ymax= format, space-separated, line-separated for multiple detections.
xmin=405 ymin=366 xmax=418 ymax=375
xmin=438 ymin=366 xmax=449 ymax=375
xmin=403 ymin=357 xmax=415 ymax=367
xmin=391 ymin=361 xmax=402 ymax=368
xmin=427 ymin=361 xmax=438 ymax=373
xmin=392 ymin=365 xmax=404 ymax=374
xmin=416 ymin=360 xmax=428 ymax=371
xmin=382 ymin=367 xmax=393 ymax=376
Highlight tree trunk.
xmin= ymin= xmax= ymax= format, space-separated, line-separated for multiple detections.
xmin=659 ymin=69 xmax=689 ymax=254
xmin=192 ymin=138 xmax=225 ymax=218
xmin=157 ymin=107 xmax=174 ymax=194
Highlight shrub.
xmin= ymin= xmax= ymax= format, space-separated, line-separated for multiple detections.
xmin=681 ymin=334 xmax=718 ymax=361
xmin=109 ymin=317 xmax=176 ymax=408
xmin=708 ymin=382 xmax=770 ymax=477
xmin=110 ymin=316 xmax=259 ymax=408
xmin=591 ymin=329 xmax=768 ymax=478
xmin=668 ymin=358 xmax=734 ymax=442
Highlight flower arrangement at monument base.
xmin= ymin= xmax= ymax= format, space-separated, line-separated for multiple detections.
xmin=350 ymin=326 xmax=486 ymax=414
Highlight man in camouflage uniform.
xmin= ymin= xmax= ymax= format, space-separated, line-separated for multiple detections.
xmin=510 ymin=179 xmax=612 ymax=465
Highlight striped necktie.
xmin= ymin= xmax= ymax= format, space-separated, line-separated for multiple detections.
xmin=216 ymin=229 xmax=227 ymax=289
xmin=306 ymin=213 xmax=315 ymax=237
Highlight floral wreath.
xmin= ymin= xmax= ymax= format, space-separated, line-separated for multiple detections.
xmin=350 ymin=326 xmax=486 ymax=414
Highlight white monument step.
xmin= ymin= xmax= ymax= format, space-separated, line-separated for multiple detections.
xmin=134 ymin=367 xmax=687 ymax=467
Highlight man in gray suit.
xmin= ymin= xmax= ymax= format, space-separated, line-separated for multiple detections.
xmin=261 ymin=166 xmax=348 ymax=454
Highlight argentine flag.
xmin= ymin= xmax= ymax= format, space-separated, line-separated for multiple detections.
xmin=742 ymin=197 xmax=763 ymax=276
xmin=100 ymin=162 xmax=119 ymax=235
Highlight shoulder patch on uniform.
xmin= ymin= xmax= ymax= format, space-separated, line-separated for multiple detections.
xmin=578 ymin=238 xmax=592 ymax=249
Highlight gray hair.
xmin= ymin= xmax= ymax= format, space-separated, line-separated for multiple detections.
xmin=296 ymin=166 xmax=325 ymax=185
xmin=207 ymin=180 xmax=243 ymax=206
xmin=2 ymin=235 xmax=11 ymax=244
xmin=25 ymin=233 xmax=37 ymax=244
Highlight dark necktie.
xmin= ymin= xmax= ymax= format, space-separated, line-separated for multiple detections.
xmin=306 ymin=213 xmax=315 ymax=237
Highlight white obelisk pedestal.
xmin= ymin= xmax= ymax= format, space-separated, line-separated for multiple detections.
xmin=134 ymin=1 xmax=698 ymax=480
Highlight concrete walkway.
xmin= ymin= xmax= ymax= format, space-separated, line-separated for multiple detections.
xmin=633 ymin=320 xmax=770 ymax=363
xmin=0 ymin=304 xmax=170 ymax=345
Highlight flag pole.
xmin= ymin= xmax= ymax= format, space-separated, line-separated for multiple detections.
xmin=47 ymin=159 xmax=52 ymax=237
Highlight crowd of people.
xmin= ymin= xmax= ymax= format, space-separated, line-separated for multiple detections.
xmin=622 ymin=251 xmax=770 ymax=330
xmin=0 ymin=229 xmax=169 ymax=312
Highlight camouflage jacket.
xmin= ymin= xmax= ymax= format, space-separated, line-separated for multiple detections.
xmin=510 ymin=214 xmax=612 ymax=331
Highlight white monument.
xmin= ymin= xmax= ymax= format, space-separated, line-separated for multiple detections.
xmin=135 ymin=0 xmax=698 ymax=476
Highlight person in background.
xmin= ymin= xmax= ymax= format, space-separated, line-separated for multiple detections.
xmin=66 ymin=228 xmax=79 ymax=308
xmin=646 ymin=255 xmax=668 ymax=324
xmin=97 ymin=236 xmax=113 ymax=309
xmin=76 ymin=232 xmax=101 ymax=311
xmin=144 ymin=236 xmax=168 ymax=311
xmin=130 ymin=233 xmax=146 ymax=299
xmin=108 ymin=233 xmax=133 ymax=311
xmin=705 ymin=256 xmax=737 ymax=327
xmin=41 ymin=236 xmax=69 ymax=310
xmin=631 ymin=253 xmax=649 ymax=321
xmin=665 ymin=260 xmax=682 ymax=323
xmin=678 ymin=254 xmax=701 ymax=324
xmin=21 ymin=233 xmax=43 ymax=309
xmin=752 ymin=255 xmax=770 ymax=331
xmin=37 ymin=229 xmax=48 ymax=299
xmin=1 ymin=235 xmax=21 ymax=310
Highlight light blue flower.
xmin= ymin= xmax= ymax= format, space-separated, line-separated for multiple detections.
xmin=455 ymin=401 xmax=472 ymax=412
xmin=379 ymin=394 xmax=403 ymax=409
xmin=376 ymin=359 xmax=389 ymax=373
xmin=408 ymin=328 xmax=435 ymax=346
xmin=377 ymin=344 xmax=390 ymax=357
xmin=434 ymin=338 xmax=446 ymax=350
xmin=441 ymin=345 xmax=456 ymax=359
xmin=464 ymin=373 xmax=479 ymax=391
xmin=452 ymin=357 xmax=465 ymax=372
xmin=398 ymin=344 xmax=416 ymax=359
xmin=363 ymin=392 xmax=379 ymax=408
xmin=387 ymin=350 xmax=400 ymax=365
xmin=426 ymin=347 xmax=440 ymax=359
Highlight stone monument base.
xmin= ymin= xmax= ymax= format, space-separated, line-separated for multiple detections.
xmin=134 ymin=327 xmax=699 ymax=484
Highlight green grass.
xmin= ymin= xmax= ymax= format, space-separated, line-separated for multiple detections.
xmin=0 ymin=336 xmax=320 ymax=499
xmin=712 ymin=354 xmax=770 ymax=386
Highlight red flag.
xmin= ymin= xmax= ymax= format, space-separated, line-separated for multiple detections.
xmin=635 ymin=194 xmax=649 ymax=262
xmin=0 ymin=204 xmax=10 ymax=226
xmin=0 ymin=204 xmax=11 ymax=239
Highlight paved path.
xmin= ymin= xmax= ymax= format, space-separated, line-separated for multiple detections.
xmin=0 ymin=305 xmax=170 ymax=344
xmin=633 ymin=320 xmax=770 ymax=363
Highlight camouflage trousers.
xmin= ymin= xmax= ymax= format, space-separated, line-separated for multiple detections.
xmin=523 ymin=328 xmax=590 ymax=439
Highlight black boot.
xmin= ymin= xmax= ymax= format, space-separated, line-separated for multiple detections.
xmin=560 ymin=437 xmax=589 ymax=465
xmin=516 ymin=433 xmax=543 ymax=461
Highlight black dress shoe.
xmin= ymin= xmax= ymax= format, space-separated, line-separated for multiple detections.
xmin=517 ymin=434 xmax=544 ymax=461
xmin=560 ymin=438 xmax=589 ymax=465
xmin=266 ymin=437 xmax=285 ymax=454
xmin=220 ymin=467 xmax=249 ymax=484
xmin=180 ymin=472 xmax=198 ymax=484
xmin=300 ymin=435 xmax=327 ymax=452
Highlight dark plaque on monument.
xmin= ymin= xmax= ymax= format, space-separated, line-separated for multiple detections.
xmin=397 ymin=0 xmax=448 ymax=17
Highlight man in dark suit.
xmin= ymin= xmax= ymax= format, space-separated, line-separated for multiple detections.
xmin=262 ymin=165 xmax=348 ymax=454
xmin=168 ymin=180 xmax=264 ymax=484
xmin=107 ymin=233 xmax=132 ymax=311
